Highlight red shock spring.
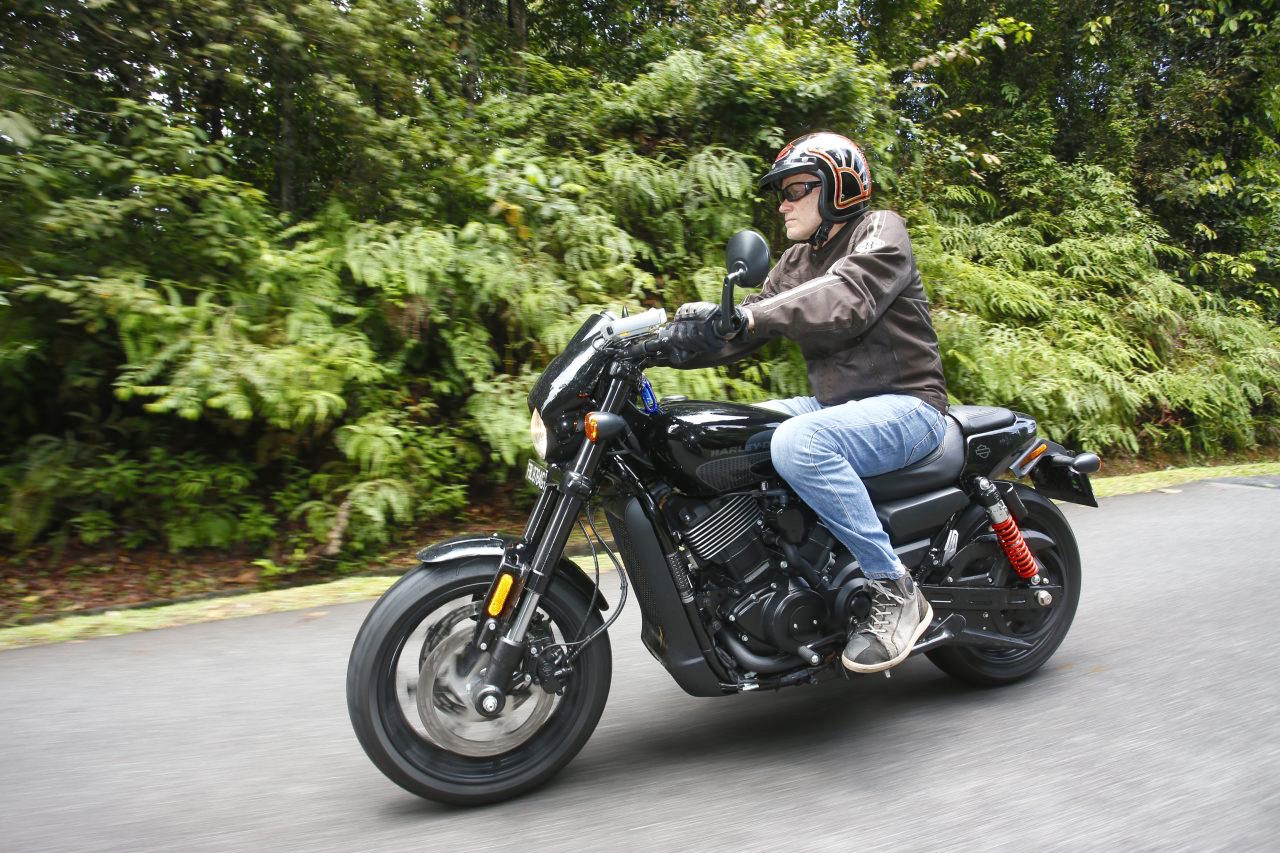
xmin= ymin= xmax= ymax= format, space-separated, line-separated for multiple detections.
xmin=991 ymin=516 xmax=1038 ymax=579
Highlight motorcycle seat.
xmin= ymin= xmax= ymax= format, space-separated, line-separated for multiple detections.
xmin=947 ymin=404 xmax=1015 ymax=435
xmin=861 ymin=405 xmax=1017 ymax=501
xmin=864 ymin=417 xmax=966 ymax=502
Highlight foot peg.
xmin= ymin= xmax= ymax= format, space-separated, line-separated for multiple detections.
xmin=910 ymin=613 xmax=966 ymax=656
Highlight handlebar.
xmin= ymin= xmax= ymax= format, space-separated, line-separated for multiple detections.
xmin=620 ymin=333 xmax=672 ymax=362
xmin=601 ymin=307 xmax=668 ymax=341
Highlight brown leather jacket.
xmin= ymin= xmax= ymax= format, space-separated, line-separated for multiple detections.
xmin=681 ymin=209 xmax=948 ymax=413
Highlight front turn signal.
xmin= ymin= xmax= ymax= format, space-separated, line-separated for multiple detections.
xmin=583 ymin=411 xmax=626 ymax=444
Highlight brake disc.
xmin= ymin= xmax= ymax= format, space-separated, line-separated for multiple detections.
xmin=415 ymin=624 xmax=557 ymax=757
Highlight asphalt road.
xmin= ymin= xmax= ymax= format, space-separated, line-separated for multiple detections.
xmin=3 ymin=478 xmax=1279 ymax=852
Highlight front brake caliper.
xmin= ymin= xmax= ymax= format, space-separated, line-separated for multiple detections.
xmin=526 ymin=638 xmax=570 ymax=696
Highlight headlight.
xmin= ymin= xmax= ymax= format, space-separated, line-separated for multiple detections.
xmin=530 ymin=409 xmax=548 ymax=460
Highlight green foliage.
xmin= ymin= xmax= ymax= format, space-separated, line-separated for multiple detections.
xmin=0 ymin=435 xmax=278 ymax=552
xmin=920 ymin=158 xmax=1280 ymax=452
xmin=2 ymin=1 xmax=1279 ymax=565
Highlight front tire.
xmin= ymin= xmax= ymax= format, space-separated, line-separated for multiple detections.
xmin=346 ymin=560 xmax=611 ymax=805
xmin=926 ymin=487 xmax=1081 ymax=686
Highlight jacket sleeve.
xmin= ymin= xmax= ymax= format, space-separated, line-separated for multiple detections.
xmin=745 ymin=211 xmax=916 ymax=345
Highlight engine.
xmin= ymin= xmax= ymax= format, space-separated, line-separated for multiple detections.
xmin=676 ymin=494 xmax=772 ymax=584
xmin=665 ymin=490 xmax=869 ymax=663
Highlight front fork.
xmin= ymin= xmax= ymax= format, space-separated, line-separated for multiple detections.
xmin=468 ymin=371 xmax=632 ymax=716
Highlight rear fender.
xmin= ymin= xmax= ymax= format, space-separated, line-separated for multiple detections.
xmin=415 ymin=535 xmax=608 ymax=610
xmin=1022 ymin=440 xmax=1099 ymax=508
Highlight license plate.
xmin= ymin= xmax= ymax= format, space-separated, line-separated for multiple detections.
xmin=525 ymin=460 xmax=548 ymax=491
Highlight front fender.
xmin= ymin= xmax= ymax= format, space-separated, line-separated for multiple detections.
xmin=415 ymin=535 xmax=608 ymax=610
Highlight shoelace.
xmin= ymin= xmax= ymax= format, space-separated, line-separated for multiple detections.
xmin=863 ymin=579 xmax=907 ymax=639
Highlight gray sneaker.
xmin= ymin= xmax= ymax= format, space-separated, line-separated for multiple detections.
xmin=842 ymin=574 xmax=934 ymax=673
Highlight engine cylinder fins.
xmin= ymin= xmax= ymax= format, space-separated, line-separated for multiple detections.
xmin=682 ymin=495 xmax=764 ymax=564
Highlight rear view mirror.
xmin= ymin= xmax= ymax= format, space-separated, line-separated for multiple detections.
xmin=725 ymin=230 xmax=770 ymax=288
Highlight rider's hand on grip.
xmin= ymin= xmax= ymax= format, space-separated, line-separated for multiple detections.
xmin=670 ymin=301 xmax=747 ymax=354
xmin=646 ymin=327 xmax=692 ymax=367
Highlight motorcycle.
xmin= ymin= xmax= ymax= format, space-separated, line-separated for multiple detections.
xmin=346 ymin=230 xmax=1101 ymax=805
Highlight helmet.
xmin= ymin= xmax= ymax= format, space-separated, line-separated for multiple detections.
xmin=758 ymin=132 xmax=872 ymax=224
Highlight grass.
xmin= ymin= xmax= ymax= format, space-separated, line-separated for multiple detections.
xmin=0 ymin=557 xmax=604 ymax=652
xmin=1090 ymin=460 xmax=1280 ymax=497
xmin=3 ymin=462 xmax=1277 ymax=651
xmin=0 ymin=577 xmax=398 ymax=651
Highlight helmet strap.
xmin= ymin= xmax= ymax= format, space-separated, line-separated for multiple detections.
xmin=809 ymin=220 xmax=834 ymax=250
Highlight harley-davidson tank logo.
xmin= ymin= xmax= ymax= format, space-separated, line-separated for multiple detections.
xmin=975 ymin=444 xmax=991 ymax=459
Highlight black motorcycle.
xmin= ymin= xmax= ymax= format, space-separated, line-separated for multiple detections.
xmin=346 ymin=231 xmax=1101 ymax=805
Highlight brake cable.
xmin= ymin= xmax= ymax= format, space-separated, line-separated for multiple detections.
xmin=555 ymin=500 xmax=628 ymax=665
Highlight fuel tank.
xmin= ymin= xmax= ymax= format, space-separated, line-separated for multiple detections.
xmin=640 ymin=400 xmax=786 ymax=496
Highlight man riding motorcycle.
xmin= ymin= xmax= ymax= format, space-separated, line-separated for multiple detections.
xmin=668 ymin=132 xmax=948 ymax=674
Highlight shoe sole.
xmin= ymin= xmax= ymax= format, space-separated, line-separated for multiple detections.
xmin=841 ymin=601 xmax=935 ymax=674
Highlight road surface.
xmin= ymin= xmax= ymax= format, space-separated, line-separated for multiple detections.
xmin=2 ymin=478 xmax=1278 ymax=851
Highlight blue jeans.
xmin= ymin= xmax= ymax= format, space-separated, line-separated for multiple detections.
xmin=760 ymin=394 xmax=946 ymax=579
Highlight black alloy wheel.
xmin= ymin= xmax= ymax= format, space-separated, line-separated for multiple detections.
xmin=925 ymin=487 xmax=1081 ymax=686
xmin=346 ymin=560 xmax=612 ymax=805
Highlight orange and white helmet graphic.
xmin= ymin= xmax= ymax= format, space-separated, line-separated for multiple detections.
xmin=759 ymin=132 xmax=872 ymax=223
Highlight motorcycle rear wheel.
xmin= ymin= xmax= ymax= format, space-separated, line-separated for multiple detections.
xmin=926 ymin=489 xmax=1081 ymax=686
xmin=346 ymin=560 xmax=611 ymax=805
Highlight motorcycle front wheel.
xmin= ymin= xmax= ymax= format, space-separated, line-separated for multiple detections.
xmin=346 ymin=560 xmax=611 ymax=805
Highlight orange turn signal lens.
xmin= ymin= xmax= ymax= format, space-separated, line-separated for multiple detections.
xmin=487 ymin=573 xmax=514 ymax=617
xmin=584 ymin=413 xmax=599 ymax=443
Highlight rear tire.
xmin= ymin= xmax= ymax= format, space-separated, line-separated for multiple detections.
xmin=346 ymin=560 xmax=611 ymax=805
xmin=926 ymin=488 xmax=1081 ymax=686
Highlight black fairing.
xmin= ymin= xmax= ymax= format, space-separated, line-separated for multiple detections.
xmin=528 ymin=314 xmax=613 ymax=441
xmin=639 ymin=400 xmax=784 ymax=496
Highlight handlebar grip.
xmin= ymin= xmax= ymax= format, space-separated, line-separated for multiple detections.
xmin=603 ymin=307 xmax=668 ymax=340
xmin=622 ymin=336 xmax=668 ymax=360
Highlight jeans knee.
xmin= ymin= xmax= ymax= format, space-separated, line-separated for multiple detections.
xmin=770 ymin=419 xmax=801 ymax=480
xmin=771 ymin=417 xmax=830 ymax=480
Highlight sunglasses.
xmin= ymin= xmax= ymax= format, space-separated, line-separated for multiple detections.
xmin=775 ymin=180 xmax=822 ymax=203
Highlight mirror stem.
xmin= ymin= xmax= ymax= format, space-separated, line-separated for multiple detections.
xmin=717 ymin=269 xmax=743 ymax=337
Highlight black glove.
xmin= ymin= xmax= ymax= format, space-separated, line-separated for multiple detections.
xmin=668 ymin=301 xmax=749 ymax=354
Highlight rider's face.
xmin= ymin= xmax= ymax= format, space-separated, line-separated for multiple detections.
xmin=778 ymin=173 xmax=822 ymax=242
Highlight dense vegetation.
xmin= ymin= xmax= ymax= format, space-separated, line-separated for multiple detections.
xmin=2 ymin=0 xmax=1278 ymax=566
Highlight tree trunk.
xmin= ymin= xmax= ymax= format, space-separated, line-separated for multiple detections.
xmin=200 ymin=76 xmax=225 ymax=142
xmin=456 ymin=0 xmax=480 ymax=105
xmin=276 ymin=70 xmax=298 ymax=213
xmin=508 ymin=0 xmax=527 ymax=51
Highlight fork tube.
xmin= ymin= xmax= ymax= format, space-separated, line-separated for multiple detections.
xmin=521 ymin=481 xmax=555 ymax=543
xmin=484 ymin=374 xmax=631 ymax=690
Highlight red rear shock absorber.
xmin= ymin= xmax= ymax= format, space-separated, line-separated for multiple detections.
xmin=972 ymin=478 xmax=1038 ymax=580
